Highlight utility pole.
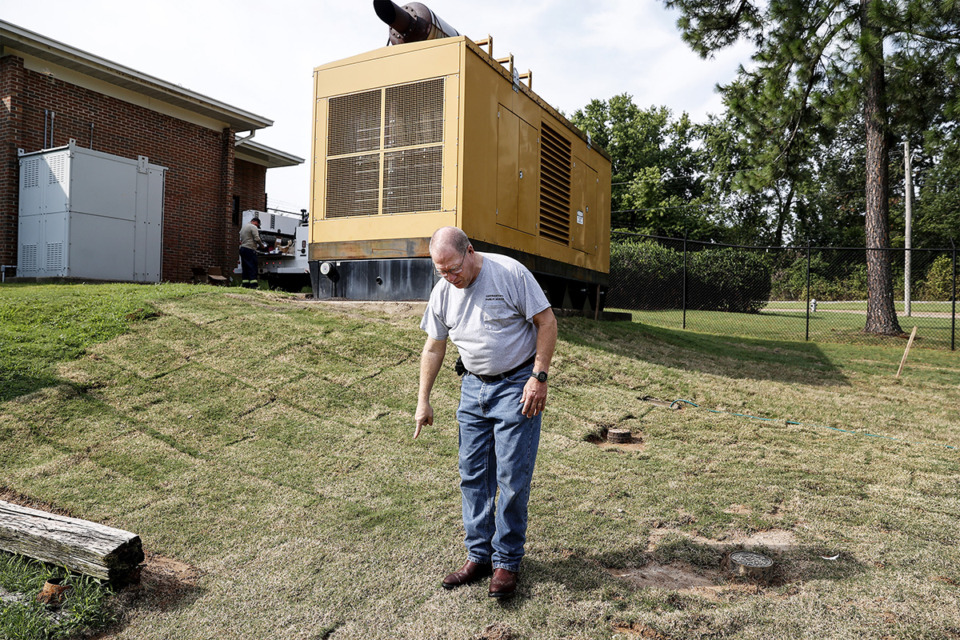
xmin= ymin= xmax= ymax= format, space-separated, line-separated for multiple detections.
xmin=904 ymin=140 xmax=913 ymax=317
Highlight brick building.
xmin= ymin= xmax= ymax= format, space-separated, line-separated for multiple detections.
xmin=0 ymin=20 xmax=302 ymax=282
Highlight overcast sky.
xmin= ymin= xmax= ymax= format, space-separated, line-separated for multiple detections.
xmin=1 ymin=0 xmax=753 ymax=213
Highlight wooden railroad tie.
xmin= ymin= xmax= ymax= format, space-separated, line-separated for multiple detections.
xmin=0 ymin=500 xmax=144 ymax=584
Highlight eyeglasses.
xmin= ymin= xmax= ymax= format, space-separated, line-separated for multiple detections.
xmin=434 ymin=251 xmax=466 ymax=278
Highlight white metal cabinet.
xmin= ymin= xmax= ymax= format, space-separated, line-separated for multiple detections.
xmin=17 ymin=141 xmax=166 ymax=282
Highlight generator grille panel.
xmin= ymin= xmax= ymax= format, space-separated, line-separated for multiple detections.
xmin=385 ymin=79 xmax=444 ymax=148
xmin=23 ymin=158 xmax=40 ymax=188
xmin=382 ymin=147 xmax=442 ymax=214
xmin=21 ymin=245 xmax=38 ymax=272
xmin=327 ymin=154 xmax=381 ymax=218
xmin=539 ymin=124 xmax=572 ymax=244
xmin=325 ymin=78 xmax=445 ymax=219
xmin=328 ymin=90 xmax=382 ymax=156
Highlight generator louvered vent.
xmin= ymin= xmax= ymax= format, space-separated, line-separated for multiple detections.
xmin=382 ymin=147 xmax=442 ymax=214
xmin=384 ymin=79 xmax=444 ymax=148
xmin=23 ymin=158 xmax=40 ymax=188
xmin=325 ymin=78 xmax=444 ymax=219
xmin=327 ymin=155 xmax=381 ymax=218
xmin=539 ymin=123 xmax=572 ymax=244
xmin=328 ymin=90 xmax=382 ymax=156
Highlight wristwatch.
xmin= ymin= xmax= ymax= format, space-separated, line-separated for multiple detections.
xmin=531 ymin=371 xmax=548 ymax=383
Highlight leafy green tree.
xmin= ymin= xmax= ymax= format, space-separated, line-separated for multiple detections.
xmin=697 ymin=111 xmax=808 ymax=245
xmin=570 ymin=95 xmax=716 ymax=236
xmin=661 ymin=0 xmax=960 ymax=335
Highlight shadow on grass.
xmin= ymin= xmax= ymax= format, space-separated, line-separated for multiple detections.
xmin=0 ymin=374 xmax=63 ymax=404
xmin=559 ymin=317 xmax=850 ymax=386
xmin=95 ymin=552 xmax=205 ymax=639
xmin=520 ymin=539 xmax=865 ymax=601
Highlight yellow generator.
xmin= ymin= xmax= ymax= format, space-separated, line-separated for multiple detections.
xmin=309 ymin=1 xmax=611 ymax=312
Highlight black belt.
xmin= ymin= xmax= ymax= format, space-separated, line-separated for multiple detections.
xmin=468 ymin=355 xmax=535 ymax=383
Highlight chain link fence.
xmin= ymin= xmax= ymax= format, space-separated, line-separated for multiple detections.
xmin=609 ymin=231 xmax=958 ymax=350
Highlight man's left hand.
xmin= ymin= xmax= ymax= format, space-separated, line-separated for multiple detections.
xmin=520 ymin=376 xmax=547 ymax=418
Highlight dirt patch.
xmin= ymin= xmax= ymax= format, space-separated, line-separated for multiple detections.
xmin=612 ymin=621 xmax=671 ymax=638
xmin=470 ymin=623 xmax=516 ymax=640
xmin=597 ymin=439 xmax=647 ymax=452
xmin=723 ymin=504 xmax=753 ymax=515
xmin=90 ymin=551 xmax=203 ymax=639
xmin=295 ymin=297 xmax=427 ymax=317
xmin=646 ymin=526 xmax=797 ymax=553
xmin=118 ymin=550 xmax=203 ymax=610
xmin=0 ymin=487 xmax=75 ymax=517
xmin=730 ymin=529 xmax=797 ymax=550
xmin=606 ymin=560 xmax=774 ymax=602
xmin=604 ymin=527 xmax=798 ymax=599
xmin=607 ymin=561 xmax=720 ymax=592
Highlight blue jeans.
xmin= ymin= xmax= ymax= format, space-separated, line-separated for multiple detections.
xmin=457 ymin=364 xmax=541 ymax=573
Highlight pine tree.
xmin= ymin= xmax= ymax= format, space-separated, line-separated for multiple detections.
xmin=664 ymin=0 xmax=960 ymax=335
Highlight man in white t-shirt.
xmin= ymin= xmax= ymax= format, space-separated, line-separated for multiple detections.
xmin=415 ymin=226 xmax=557 ymax=599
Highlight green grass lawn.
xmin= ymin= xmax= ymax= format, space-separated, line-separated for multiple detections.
xmin=618 ymin=305 xmax=956 ymax=349
xmin=1 ymin=283 xmax=959 ymax=639
xmin=761 ymin=300 xmax=955 ymax=313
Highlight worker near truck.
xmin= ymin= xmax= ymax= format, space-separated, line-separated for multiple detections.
xmin=415 ymin=226 xmax=557 ymax=599
xmin=238 ymin=216 xmax=266 ymax=288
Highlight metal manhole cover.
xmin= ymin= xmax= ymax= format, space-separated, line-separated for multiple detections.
xmin=729 ymin=551 xmax=773 ymax=568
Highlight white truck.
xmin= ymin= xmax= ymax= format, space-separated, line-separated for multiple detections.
xmin=235 ymin=209 xmax=311 ymax=291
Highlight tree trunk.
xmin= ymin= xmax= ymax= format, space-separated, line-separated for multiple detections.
xmin=861 ymin=0 xmax=903 ymax=336
xmin=775 ymin=184 xmax=795 ymax=247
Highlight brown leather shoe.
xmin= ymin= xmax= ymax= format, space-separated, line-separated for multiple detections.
xmin=488 ymin=568 xmax=518 ymax=598
xmin=442 ymin=560 xmax=493 ymax=590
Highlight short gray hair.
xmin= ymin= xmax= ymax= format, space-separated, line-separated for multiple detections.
xmin=429 ymin=227 xmax=470 ymax=255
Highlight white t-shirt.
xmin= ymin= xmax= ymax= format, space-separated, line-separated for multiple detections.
xmin=421 ymin=252 xmax=550 ymax=376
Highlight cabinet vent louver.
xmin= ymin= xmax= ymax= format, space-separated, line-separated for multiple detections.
xmin=48 ymin=154 xmax=66 ymax=184
xmin=23 ymin=159 xmax=40 ymax=188
xmin=46 ymin=242 xmax=63 ymax=271
xmin=21 ymin=245 xmax=38 ymax=272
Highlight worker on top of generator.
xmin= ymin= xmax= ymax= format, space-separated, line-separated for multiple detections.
xmin=239 ymin=216 xmax=266 ymax=288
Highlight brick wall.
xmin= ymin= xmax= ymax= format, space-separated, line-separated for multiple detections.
xmin=235 ymin=158 xmax=267 ymax=214
xmin=0 ymin=56 xmax=25 ymax=268
xmin=0 ymin=53 xmax=269 ymax=281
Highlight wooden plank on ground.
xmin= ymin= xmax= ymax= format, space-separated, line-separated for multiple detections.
xmin=0 ymin=500 xmax=144 ymax=583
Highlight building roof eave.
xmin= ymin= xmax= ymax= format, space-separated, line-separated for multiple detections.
xmin=235 ymin=137 xmax=304 ymax=168
xmin=0 ymin=19 xmax=273 ymax=132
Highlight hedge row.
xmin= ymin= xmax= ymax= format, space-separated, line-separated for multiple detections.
xmin=610 ymin=240 xmax=958 ymax=309
xmin=608 ymin=240 xmax=772 ymax=312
